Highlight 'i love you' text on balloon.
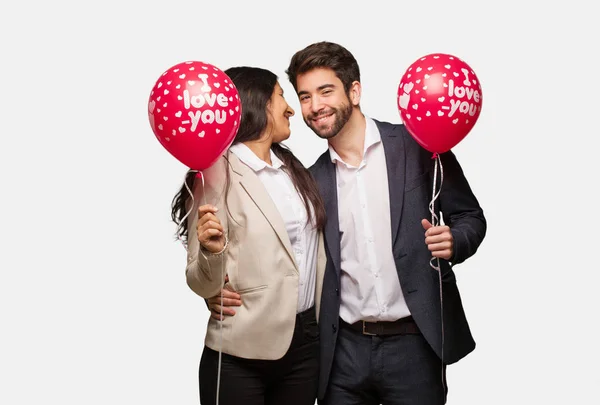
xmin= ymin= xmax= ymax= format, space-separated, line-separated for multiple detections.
xmin=148 ymin=61 xmax=241 ymax=170
xmin=397 ymin=54 xmax=482 ymax=153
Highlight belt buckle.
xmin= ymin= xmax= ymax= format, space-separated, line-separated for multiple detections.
xmin=362 ymin=321 xmax=376 ymax=336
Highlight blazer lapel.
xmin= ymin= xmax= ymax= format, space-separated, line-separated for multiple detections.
xmin=228 ymin=152 xmax=298 ymax=270
xmin=314 ymin=232 xmax=326 ymax=321
xmin=319 ymin=159 xmax=342 ymax=277
xmin=377 ymin=121 xmax=406 ymax=245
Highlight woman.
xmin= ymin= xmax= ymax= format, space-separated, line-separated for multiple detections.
xmin=171 ymin=66 xmax=326 ymax=405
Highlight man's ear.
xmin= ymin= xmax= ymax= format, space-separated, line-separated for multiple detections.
xmin=349 ymin=81 xmax=362 ymax=106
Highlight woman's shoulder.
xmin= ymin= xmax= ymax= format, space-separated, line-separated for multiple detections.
xmin=201 ymin=153 xmax=234 ymax=180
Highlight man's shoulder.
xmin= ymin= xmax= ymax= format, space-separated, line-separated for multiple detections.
xmin=371 ymin=117 xmax=407 ymax=139
xmin=372 ymin=117 xmax=427 ymax=154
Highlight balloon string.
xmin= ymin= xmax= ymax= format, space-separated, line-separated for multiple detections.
xmin=199 ymin=173 xmax=225 ymax=405
xmin=177 ymin=171 xmax=224 ymax=405
xmin=429 ymin=152 xmax=446 ymax=396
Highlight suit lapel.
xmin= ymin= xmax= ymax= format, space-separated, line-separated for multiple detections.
xmin=228 ymin=152 xmax=298 ymax=269
xmin=377 ymin=121 xmax=406 ymax=245
xmin=314 ymin=232 xmax=326 ymax=321
xmin=319 ymin=159 xmax=342 ymax=277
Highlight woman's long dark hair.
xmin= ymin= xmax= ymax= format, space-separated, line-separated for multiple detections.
xmin=171 ymin=66 xmax=326 ymax=244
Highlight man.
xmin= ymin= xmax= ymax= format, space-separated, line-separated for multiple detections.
xmin=210 ymin=41 xmax=486 ymax=404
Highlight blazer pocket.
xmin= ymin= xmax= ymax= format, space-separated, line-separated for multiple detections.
xmin=236 ymin=285 xmax=268 ymax=295
xmin=405 ymin=171 xmax=429 ymax=192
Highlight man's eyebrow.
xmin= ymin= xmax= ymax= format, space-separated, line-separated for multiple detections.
xmin=297 ymin=83 xmax=336 ymax=96
xmin=318 ymin=84 xmax=336 ymax=91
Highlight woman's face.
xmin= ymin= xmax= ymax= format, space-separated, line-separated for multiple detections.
xmin=265 ymin=82 xmax=295 ymax=143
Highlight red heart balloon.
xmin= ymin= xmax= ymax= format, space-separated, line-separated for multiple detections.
xmin=397 ymin=54 xmax=482 ymax=153
xmin=148 ymin=61 xmax=241 ymax=170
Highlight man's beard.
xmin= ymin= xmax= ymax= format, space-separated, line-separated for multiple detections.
xmin=304 ymin=101 xmax=353 ymax=140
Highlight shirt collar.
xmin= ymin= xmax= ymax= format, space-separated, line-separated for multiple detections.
xmin=229 ymin=143 xmax=284 ymax=172
xmin=328 ymin=116 xmax=382 ymax=164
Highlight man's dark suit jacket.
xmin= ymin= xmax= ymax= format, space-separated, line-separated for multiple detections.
xmin=309 ymin=119 xmax=487 ymax=400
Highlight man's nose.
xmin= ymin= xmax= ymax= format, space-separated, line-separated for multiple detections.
xmin=310 ymin=96 xmax=323 ymax=114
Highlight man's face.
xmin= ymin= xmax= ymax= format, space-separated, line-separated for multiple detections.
xmin=295 ymin=68 xmax=353 ymax=139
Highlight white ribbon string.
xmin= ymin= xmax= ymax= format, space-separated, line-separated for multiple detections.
xmin=177 ymin=170 xmax=225 ymax=405
xmin=176 ymin=170 xmax=198 ymax=248
xmin=428 ymin=153 xmax=446 ymax=395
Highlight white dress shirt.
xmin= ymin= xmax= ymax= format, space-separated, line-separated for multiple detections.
xmin=330 ymin=117 xmax=411 ymax=323
xmin=230 ymin=143 xmax=318 ymax=313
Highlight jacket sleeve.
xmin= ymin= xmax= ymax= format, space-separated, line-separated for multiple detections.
xmin=437 ymin=150 xmax=487 ymax=265
xmin=185 ymin=156 xmax=230 ymax=298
